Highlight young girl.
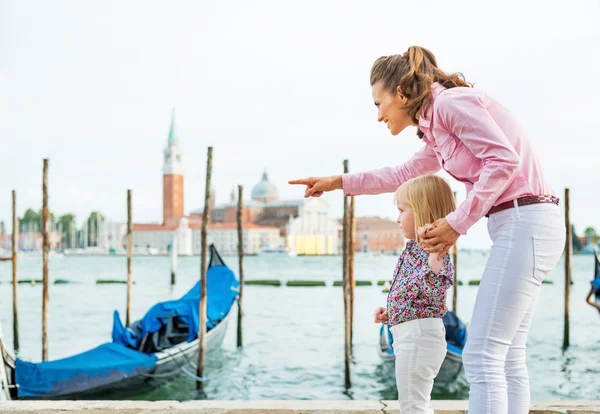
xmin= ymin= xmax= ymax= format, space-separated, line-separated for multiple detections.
xmin=374 ymin=175 xmax=455 ymax=414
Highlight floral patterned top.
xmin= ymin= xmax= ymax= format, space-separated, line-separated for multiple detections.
xmin=387 ymin=240 xmax=454 ymax=326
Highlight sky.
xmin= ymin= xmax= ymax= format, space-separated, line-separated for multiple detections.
xmin=1 ymin=0 xmax=599 ymax=249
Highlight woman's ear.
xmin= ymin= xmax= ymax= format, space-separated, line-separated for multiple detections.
xmin=395 ymin=86 xmax=408 ymax=104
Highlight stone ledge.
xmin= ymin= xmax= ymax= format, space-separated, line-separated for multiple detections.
xmin=0 ymin=400 xmax=598 ymax=413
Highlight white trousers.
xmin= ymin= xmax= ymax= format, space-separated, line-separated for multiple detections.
xmin=391 ymin=318 xmax=447 ymax=414
xmin=463 ymin=203 xmax=565 ymax=414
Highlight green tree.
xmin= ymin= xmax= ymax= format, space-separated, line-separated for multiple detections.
xmin=584 ymin=227 xmax=597 ymax=244
xmin=20 ymin=209 xmax=40 ymax=232
xmin=19 ymin=208 xmax=54 ymax=233
xmin=572 ymin=224 xmax=582 ymax=253
xmin=86 ymin=212 xmax=104 ymax=247
xmin=57 ymin=214 xmax=76 ymax=248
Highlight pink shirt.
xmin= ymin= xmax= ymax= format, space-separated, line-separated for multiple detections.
xmin=342 ymin=83 xmax=554 ymax=235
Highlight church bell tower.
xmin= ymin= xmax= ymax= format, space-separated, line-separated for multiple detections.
xmin=163 ymin=109 xmax=184 ymax=223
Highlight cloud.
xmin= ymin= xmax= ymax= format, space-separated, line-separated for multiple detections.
xmin=1 ymin=0 xmax=599 ymax=249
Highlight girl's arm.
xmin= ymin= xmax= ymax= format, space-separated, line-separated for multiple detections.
xmin=428 ymin=253 xmax=443 ymax=275
xmin=420 ymin=252 xmax=453 ymax=299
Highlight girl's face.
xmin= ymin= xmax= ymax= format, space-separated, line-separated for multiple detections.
xmin=372 ymin=80 xmax=414 ymax=136
xmin=396 ymin=198 xmax=416 ymax=239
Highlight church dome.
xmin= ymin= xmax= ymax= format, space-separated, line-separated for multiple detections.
xmin=251 ymin=171 xmax=278 ymax=203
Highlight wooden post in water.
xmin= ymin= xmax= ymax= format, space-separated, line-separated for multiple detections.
xmin=41 ymin=159 xmax=49 ymax=361
xmin=0 ymin=320 xmax=12 ymax=400
xmin=11 ymin=190 xmax=19 ymax=352
xmin=563 ymin=188 xmax=571 ymax=350
xmin=197 ymin=146 xmax=213 ymax=390
xmin=126 ymin=190 xmax=133 ymax=327
xmin=348 ymin=195 xmax=355 ymax=345
xmin=236 ymin=185 xmax=244 ymax=348
xmin=452 ymin=191 xmax=458 ymax=313
xmin=171 ymin=234 xmax=177 ymax=285
xmin=342 ymin=159 xmax=351 ymax=389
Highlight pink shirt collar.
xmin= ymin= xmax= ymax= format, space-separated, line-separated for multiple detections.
xmin=418 ymin=82 xmax=447 ymax=138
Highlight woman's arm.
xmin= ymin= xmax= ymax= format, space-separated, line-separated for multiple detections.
xmin=289 ymin=144 xmax=440 ymax=197
xmin=342 ymin=145 xmax=440 ymax=196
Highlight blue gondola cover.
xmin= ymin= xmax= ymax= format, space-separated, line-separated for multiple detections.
xmin=16 ymin=343 xmax=157 ymax=398
xmin=16 ymin=246 xmax=239 ymax=399
xmin=112 ymin=264 xmax=239 ymax=347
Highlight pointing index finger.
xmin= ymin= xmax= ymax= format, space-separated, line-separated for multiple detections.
xmin=288 ymin=178 xmax=310 ymax=185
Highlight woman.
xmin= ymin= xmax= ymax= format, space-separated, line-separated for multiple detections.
xmin=289 ymin=46 xmax=565 ymax=414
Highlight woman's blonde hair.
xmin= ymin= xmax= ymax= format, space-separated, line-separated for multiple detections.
xmin=370 ymin=46 xmax=472 ymax=139
xmin=394 ymin=175 xmax=456 ymax=242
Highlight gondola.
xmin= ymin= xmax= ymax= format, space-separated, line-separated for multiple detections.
xmin=1 ymin=244 xmax=238 ymax=400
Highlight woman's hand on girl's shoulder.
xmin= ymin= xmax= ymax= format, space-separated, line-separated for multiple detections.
xmin=417 ymin=223 xmax=436 ymax=241
xmin=421 ymin=218 xmax=460 ymax=260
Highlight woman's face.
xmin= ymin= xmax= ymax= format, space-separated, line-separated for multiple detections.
xmin=372 ymin=81 xmax=413 ymax=136
xmin=396 ymin=198 xmax=416 ymax=240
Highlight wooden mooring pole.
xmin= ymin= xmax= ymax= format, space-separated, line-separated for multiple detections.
xmin=41 ymin=159 xmax=49 ymax=361
xmin=236 ymin=185 xmax=244 ymax=348
xmin=342 ymin=159 xmax=351 ymax=389
xmin=126 ymin=190 xmax=133 ymax=327
xmin=197 ymin=146 xmax=213 ymax=390
xmin=563 ymin=188 xmax=571 ymax=350
xmin=11 ymin=190 xmax=19 ymax=352
xmin=171 ymin=234 xmax=177 ymax=285
xmin=0 ymin=320 xmax=11 ymax=400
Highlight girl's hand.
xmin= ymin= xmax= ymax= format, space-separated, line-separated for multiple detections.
xmin=417 ymin=223 xmax=436 ymax=241
xmin=288 ymin=175 xmax=343 ymax=198
xmin=421 ymin=218 xmax=460 ymax=260
xmin=374 ymin=306 xmax=389 ymax=324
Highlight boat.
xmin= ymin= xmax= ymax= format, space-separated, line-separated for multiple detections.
xmin=0 ymin=244 xmax=239 ymax=400
xmin=49 ymin=251 xmax=65 ymax=260
xmin=258 ymin=245 xmax=296 ymax=256
xmin=378 ymin=311 xmax=467 ymax=391
xmin=0 ymin=322 xmax=12 ymax=401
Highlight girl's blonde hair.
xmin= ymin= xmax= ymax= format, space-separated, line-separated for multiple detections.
xmin=394 ymin=175 xmax=456 ymax=242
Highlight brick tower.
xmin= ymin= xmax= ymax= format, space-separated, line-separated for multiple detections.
xmin=163 ymin=109 xmax=184 ymax=224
